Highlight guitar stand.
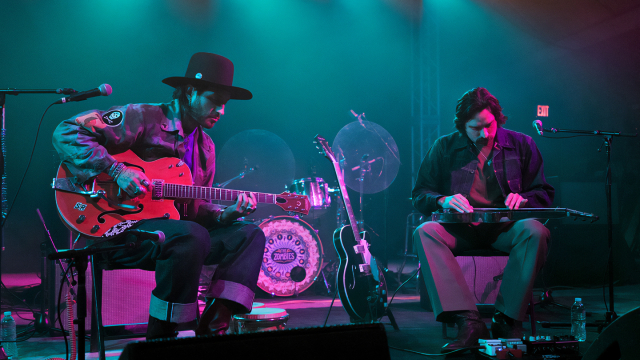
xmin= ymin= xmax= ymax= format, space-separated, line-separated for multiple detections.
xmin=384 ymin=308 xmax=400 ymax=331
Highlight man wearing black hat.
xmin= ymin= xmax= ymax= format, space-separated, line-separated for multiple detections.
xmin=53 ymin=53 xmax=266 ymax=339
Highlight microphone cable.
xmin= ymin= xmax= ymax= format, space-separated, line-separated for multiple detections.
xmin=0 ymin=101 xmax=56 ymax=231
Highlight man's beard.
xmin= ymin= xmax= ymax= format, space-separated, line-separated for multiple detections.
xmin=183 ymin=102 xmax=207 ymax=122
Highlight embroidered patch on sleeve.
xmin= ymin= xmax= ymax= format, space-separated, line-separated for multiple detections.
xmin=102 ymin=110 xmax=124 ymax=126
xmin=75 ymin=112 xmax=107 ymax=132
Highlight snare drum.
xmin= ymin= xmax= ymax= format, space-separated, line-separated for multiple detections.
xmin=231 ymin=308 xmax=289 ymax=334
xmin=257 ymin=216 xmax=323 ymax=296
xmin=289 ymin=177 xmax=331 ymax=209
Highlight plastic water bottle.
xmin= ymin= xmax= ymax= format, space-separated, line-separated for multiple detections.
xmin=570 ymin=298 xmax=586 ymax=342
xmin=1 ymin=311 xmax=18 ymax=358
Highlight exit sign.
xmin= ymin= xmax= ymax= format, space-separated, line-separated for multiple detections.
xmin=537 ymin=105 xmax=549 ymax=117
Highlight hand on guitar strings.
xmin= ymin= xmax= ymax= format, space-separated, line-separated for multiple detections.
xmin=220 ymin=192 xmax=257 ymax=223
xmin=504 ymin=193 xmax=528 ymax=210
xmin=438 ymin=194 xmax=473 ymax=213
xmin=116 ymin=167 xmax=151 ymax=198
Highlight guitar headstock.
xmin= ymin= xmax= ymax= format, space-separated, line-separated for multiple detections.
xmin=314 ymin=134 xmax=337 ymax=164
xmin=275 ymin=192 xmax=310 ymax=215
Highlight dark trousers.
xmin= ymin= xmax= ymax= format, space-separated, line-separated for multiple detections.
xmin=104 ymin=219 xmax=265 ymax=323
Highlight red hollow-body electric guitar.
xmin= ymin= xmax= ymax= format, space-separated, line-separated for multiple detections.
xmin=53 ymin=150 xmax=310 ymax=237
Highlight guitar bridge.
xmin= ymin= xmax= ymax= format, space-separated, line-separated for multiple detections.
xmin=151 ymin=179 xmax=164 ymax=201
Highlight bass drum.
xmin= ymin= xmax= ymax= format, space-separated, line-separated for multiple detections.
xmin=257 ymin=216 xmax=323 ymax=296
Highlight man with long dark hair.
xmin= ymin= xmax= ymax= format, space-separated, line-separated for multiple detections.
xmin=412 ymin=87 xmax=554 ymax=352
xmin=53 ymin=53 xmax=266 ymax=339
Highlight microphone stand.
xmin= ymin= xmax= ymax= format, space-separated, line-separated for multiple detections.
xmin=541 ymin=125 xmax=637 ymax=331
xmin=0 ymin=88 xmax=75 ymax=300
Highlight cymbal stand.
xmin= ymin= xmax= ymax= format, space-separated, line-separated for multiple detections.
xmin=357 ymin=154 xmax=370 ymax=232
xmin=213 ymin=167 xmax=255 ymax=188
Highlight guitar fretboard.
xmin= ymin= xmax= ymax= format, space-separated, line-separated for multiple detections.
xmin=162 ymin=183 xmax=277 ymax=204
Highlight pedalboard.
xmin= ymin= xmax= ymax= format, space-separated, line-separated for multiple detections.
xmin=479 ymin=335 xmax=580 ymax=358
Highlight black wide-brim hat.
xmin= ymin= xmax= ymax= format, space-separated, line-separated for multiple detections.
xmin=162 ymin=52 xmax=252 ymax=100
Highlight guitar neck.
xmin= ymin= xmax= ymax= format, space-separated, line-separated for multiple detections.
xmin=331 ymin=162 xmax=362 ymax=241
xmin=162 ymin=183 xmax=277 ymax=204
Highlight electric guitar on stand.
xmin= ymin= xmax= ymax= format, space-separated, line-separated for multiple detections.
xmin=53 ymin=150 xmax=310 ymax=238
xmin=314 ymin=135 xmax=393 ymax=325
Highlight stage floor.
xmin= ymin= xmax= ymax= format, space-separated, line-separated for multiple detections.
xmin=6 ymin=272 xmax=640 ymax=360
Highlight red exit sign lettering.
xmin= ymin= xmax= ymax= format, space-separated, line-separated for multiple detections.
xmin=537 ymin=105 xmax=549 ymax=117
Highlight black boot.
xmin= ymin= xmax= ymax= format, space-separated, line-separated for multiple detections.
xmin=146 ymin=315 xmax=178 ymax=340
xmin=441 ymin=311 xmax=490 ymax=353
xmin=195 ymin=298 xmax=243 ymax=336
xmin=491 ymin=310 xmax=523 ymax=339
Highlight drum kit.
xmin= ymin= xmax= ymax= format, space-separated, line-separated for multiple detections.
xmin=215 ymin=113 xmax=400 ymax=297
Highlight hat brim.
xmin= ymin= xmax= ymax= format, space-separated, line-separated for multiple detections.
xmin=162 ymin=77 xmax=253 ymax=100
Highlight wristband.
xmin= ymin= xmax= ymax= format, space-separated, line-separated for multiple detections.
xmin=111 ymin=163 xmax=127 ymax=181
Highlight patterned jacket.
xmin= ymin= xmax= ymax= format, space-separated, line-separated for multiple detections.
xmin=52 ymin=101 xmax=223 ymax=226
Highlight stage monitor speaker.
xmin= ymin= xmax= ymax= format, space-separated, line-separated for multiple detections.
xmin=582 ymin=306 xmax=640 ymax=360
xmin=119 ymin=323 xmax=390 ymax=360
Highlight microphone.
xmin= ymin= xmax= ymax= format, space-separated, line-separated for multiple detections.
xmin=54 ymin=84 xmax=112 ymax=104
xmin=532 ymin=119 xmax=544 ymax=136
xmin=128 ymin=229 xmax=166 ymax=243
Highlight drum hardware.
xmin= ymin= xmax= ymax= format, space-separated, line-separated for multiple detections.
xmin=287 ymin=177 xmax=333 ymax=219
xmin=256 ymin=216 xmax=323 ymax=297
xmin=213 ymin=166 xmax=256 ymax=189
xmin=318 ymin=259 xmax=337 ymax=295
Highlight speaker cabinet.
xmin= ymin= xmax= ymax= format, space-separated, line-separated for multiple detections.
xmin=120 ymin=323 xmax=390 ymax=360
xmin=419 ymin=256 xmax=508 ymax=311
xmin=49 ymin=260 xmax=156 ymax=330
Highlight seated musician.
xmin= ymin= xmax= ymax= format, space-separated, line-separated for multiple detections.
xmin=52 ymin=53 xmax=266 ymax=339
xmin=412 ymin=87 xmax=554 ymax=352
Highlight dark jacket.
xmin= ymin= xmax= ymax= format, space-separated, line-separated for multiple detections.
xmin=52 ymin=101 xmax=223 ymax=226
xmin=412 ymin=127 xmax=554 ymax=217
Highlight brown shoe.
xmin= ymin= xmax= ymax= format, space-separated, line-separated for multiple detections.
xmin=146 ymin=316 xmax=178 ymax=340
xmin=441 ymin=311 xmax=490 ymax=353
xmin=491 ymin=311 xmax=523 ymax=339
xmin=195 ymin=298 xmax=243 ymax=336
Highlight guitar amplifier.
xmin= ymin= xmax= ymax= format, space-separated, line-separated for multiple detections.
xmin=419 ymin=256 xmax=508 ymax=310
xmin=456 ymin=256 xmax=508 ymax=305
xmin=48 ymin=260 xmax=156 ymax=330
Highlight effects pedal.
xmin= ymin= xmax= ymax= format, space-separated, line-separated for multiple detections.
xmin=479 ymin=338 xmax=526 ymax=357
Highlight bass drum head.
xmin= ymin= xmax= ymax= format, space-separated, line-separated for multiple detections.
xmin=257 ymin=216 xmax=323 ymax=296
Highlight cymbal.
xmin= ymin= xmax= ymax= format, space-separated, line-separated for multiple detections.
xmin=332 ymin=119 xmax=400 ymax=194
xmin=215 ymin=129 xmax=295 ymax=194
